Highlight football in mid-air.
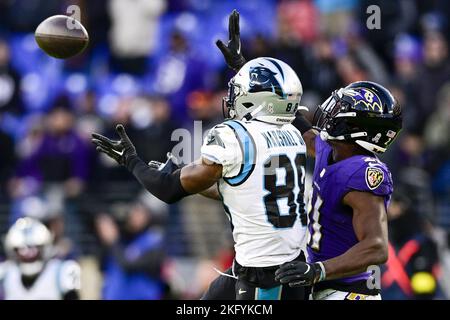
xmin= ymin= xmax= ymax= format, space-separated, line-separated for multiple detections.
xmin=35 ymin=15 xmax=89 ymax=59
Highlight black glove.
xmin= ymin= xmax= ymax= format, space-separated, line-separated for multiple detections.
xmin=91 ymin=124 xmax=137 ymax=168
xmin=148 ymin=152 xmax=183 ymax=173
xmin=275 ymin=261 xmax=325 ymax=287
xmin=216 ymin=9 xmax=246 ymax=72
xmin=292 ymin=110 xmax=313 ymax=135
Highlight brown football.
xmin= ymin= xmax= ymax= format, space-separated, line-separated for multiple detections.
xmin=35 ymin=15 xmax=89 ymax=59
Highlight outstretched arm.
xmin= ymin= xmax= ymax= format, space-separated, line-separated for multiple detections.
xmin=148 ymin=154 xmax=222 ymax=201
xmin=292 ymin=111 xmax=318 ymax=158
xmin=179 ymin=158 xmax=222 ymax=194
xmin=92 ymin=125 xmax=222 ymax=204
xmin=275 ymin=191 xmax=388 ymax=287
xmin=321 ymin=191 xmax=388 ymax=280
xmin=217 ymin=10 xmax=318 ymax=157
xmin=130 ymin=156 xmax=222 ymax=203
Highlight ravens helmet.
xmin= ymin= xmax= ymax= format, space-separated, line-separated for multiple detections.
xmin=313 ymin=81 xmax=402 ymax=153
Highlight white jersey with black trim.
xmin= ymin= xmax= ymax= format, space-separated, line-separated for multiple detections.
xmin=0 ymin=259 xmax=81 ymax=300
xmin=201 ymin=119 xmax=308 ymax=267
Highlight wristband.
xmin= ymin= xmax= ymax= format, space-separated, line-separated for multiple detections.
xmin=316 ymin=262 xmax=327 ymax=282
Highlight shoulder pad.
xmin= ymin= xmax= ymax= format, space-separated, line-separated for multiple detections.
xmin=346 ymin=158 xmax=393 ymax=196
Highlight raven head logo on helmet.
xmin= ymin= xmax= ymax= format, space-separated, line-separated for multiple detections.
xmin=344 ymin=88 xmax=383 ymax=112
xmin=223 ymin=57 xmax=305 ymax=125
xmin=313 ymin=81 xmax=402 ymax=153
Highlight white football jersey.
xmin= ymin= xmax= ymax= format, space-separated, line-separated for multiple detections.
xmin=201 ymin=119 xmax=307 ymax=267
xmin=0 ymin=259 xmax=81 ymax=300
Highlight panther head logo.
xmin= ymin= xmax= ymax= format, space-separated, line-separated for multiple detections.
xmin=248 ymin=66 xmax=283 ymax=97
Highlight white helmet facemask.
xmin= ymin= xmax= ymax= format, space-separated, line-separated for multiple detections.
xmin=20 ymin=260 xmax=45 ymax=277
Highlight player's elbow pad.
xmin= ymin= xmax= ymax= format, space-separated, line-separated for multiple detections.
xmin=127 ymin=155 xmax=189 ymax=204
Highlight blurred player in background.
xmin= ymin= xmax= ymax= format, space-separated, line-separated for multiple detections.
xmin=219 ymin=10 xmax=403 ymax=300
xmin=91 ymin=54 xmax=309 ymax=300
xmin=0 ymin=218 xmax=80 ymax=300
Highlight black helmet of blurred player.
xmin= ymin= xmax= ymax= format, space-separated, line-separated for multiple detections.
xmin=4 ymin=218 xmax=54 ymax=277
xmin=313 ymin=81 xmax=402 ymax=153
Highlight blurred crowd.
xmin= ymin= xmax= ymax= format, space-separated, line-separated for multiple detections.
xmin=0 ymin=0 xmax=449 ymax=299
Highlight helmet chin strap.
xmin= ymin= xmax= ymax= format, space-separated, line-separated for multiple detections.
xmin=355 ymin=140 xmax=386 ymax=153
xmin=321 ymin=130 xmax=367 ymax=141
xmin=321 ymin=130 xmax=385 ymax=153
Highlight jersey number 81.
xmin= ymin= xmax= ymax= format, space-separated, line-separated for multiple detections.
xmin=263 ymin=153 xmax=307 ymax=228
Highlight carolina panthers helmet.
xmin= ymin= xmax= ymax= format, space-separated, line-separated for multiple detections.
xmin=223 ymin=57 xmax=304 ymax=125
xmin=4 ymin=217 xmax=54 ymax=276
xmin=313 ymin=81 xmax=402 ymax=153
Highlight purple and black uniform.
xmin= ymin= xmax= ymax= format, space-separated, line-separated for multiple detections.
xmin=307 ymin=135 xmax=393 ymax=293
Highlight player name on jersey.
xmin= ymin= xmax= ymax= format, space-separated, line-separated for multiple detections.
xmin=201 ymin=120 xmax=307 ymax=267
xmin=261 ymin=129 xmax=303 ymax=149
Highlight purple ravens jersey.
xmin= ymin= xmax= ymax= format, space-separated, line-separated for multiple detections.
xmin=307 ymin=135 xmax=393 ymax=283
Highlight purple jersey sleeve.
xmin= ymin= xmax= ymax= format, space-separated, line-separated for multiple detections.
xmin=314 ymin=134 xmax=330 ymax=156
xmin=345 ymin=161 xmax=393 ymax=197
